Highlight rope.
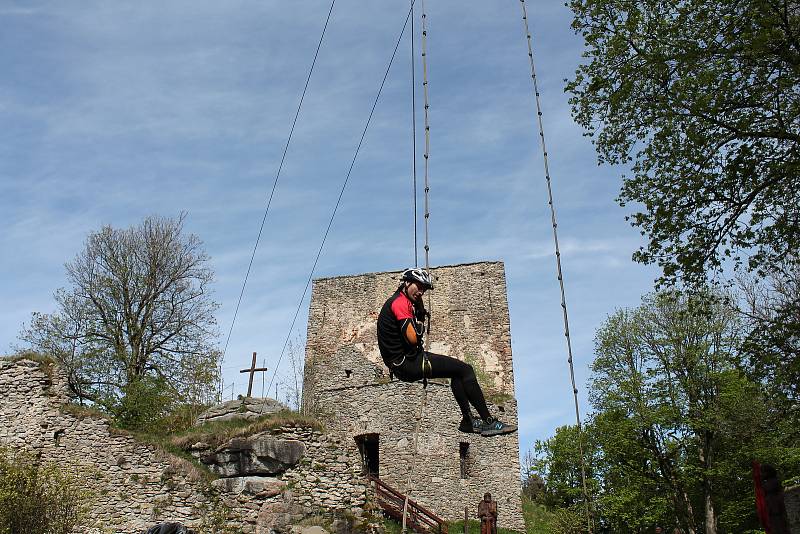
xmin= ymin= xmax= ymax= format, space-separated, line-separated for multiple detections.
xmin=411 ymin=0 xmax=419 ymax=268
xmin=421 ymin=0 xmax=432 ymax=271
xmin=218 ymin=0 xmax=337 ymax=396
xmin=402 ymin=1 xmax=431 ymax=531
xmin=518 ymin=1 xmax=593 ymax=532
xmin=260 ymin=1 xmax=417 ymax=416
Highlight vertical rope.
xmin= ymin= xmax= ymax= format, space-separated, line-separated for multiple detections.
xmin=403 ymin=3 xmax=432 ymax=532
xmin=519 ymin=1 xmax=593 ymax=532
xmin=421 ymin=0 xmax=432 ymax=271
xmin=411 ymin=0 xmax=419 ymax=268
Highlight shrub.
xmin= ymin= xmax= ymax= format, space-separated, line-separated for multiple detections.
xmin=0 ymin=447 xmax=90 ymax=534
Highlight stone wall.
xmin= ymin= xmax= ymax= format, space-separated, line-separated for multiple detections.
xmin=303 ymin=262 xmax=524 ymax=531
xmin=0 ymin=357 xmax=369 ymax=534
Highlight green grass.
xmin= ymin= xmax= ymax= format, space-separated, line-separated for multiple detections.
xmin=1 ymin=351 xmax=56 ymax=365
xmin=522 ymin=496 xmax=556 ymax=534
xmin=166 ymin=409 xmax=322 ymax=450
xmin=448 ymin=518 xmax=523 ymax=534
xmin=382 ymin=515 xmax=403 ymax=534
xmin=381 ymin=512 xmax=528 ymax=534
xmin=60 ymin=403 xmax=108 ymax=421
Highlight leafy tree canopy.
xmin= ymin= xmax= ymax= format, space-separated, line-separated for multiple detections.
xmin=567 ymin=0 xmax=799 ymax=284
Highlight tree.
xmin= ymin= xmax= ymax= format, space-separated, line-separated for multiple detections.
xmin=534 ymin=288 xmax=799 ymax=532
xmin=738 ymin=260 xmax=800 ymax=418
xmin=20 ymin=215 xmax=220 ymax=427
xmin=522 ymin=449 xmax=546 ymax=501
xmin=566 ymin=0 xmax=800 ymax=284
xmin=591 ymin=290 xmax=766 ymax=533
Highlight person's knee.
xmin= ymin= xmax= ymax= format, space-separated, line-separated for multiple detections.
xmin=462 ymin=363 xmax=478 ymax=383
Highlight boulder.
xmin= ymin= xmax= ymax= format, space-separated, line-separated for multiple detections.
xmin=196 ymin=397 xmax=287 ymax=425
xmin=211 ymin=475 xmax=286 ymax=496
xmin=201 ymin=433 xmax=305 ymax=477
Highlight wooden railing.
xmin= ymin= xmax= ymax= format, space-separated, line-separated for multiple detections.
xmin=367 ymin=474 xmax=448 ymax=534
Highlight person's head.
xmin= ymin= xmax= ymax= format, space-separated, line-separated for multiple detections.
xmin=484 ymin=492 xmax=492 ymax=502
xmin=400 ymin=268 xmax=433 ymax=301
xmin=655 ymin=527 xmax=663 ymax=534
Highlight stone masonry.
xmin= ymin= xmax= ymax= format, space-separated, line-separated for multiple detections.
xmin=0 ymin=357 xmax=370 ymax=533
xmin=303 ymin=262 xmax=525 ymax=531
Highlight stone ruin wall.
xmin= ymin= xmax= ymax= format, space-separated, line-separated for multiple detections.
xmin=0 ymin=357 xmax=370 ymax=534
xmin=303 ymin=262 xmax=524 ymax=531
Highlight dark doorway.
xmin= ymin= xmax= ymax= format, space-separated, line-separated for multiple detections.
xmin=355 ymin=433 xmax=380 ymax=477
xmin=460 ymin=442 xmax=470 ymax=479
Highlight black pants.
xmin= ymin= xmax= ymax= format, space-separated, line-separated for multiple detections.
xmin=390 ymin=352 xmax=491 ymax=421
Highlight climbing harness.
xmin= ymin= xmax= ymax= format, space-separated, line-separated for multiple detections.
xmin=519 ymin=1 xmax=594 ymax=531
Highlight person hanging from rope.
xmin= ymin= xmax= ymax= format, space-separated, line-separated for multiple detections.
xmin=377 ymin=268 xmax=517 ymax=436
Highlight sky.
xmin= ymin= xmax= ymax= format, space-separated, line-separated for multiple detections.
xmin=0 ymin=1 xmax=660 ymax=458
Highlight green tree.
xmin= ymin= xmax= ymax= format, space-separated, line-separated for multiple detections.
xmin=566 ymin=0 xmax=800 ymax=284
xmin=19 ymin=214 xmax=220 ymax=428
xmin=739 ymin=261 xmax=800 ymax=420
xmin=591 ymin=290 xmax=771 ymax=533
xmin=533 ymin=424 xmax=599 ymax=510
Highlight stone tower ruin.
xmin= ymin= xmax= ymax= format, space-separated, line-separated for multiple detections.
xmin=302 ymin=261 xmax=524 ymax=530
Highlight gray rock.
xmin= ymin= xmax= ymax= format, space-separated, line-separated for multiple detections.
xmin=195 ymin=397 xmax=288 ymax=425
xmin=201 ymin=434 xmax=306 ymax=477
xmin=211 ymin=475 xmax=285 ymax=495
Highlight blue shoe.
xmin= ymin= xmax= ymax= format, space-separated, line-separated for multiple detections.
xmin=478 ymin=416 xmax=517 ymax=437
xmin=458 ymin=417 xmax=482 ymax=433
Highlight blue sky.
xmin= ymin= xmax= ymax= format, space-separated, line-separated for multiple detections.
xmin=0 ymin=1 xmax=660 ymax=457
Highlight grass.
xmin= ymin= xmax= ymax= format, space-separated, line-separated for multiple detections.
xmin=2 ymin=351 xmax=56 ymax=366
xmin=382 ymin=515 xmax=403 ymax=534
xmin=60 ymin=403 xmax=108 ymax=421
xmin=381 ymin=512 xmax=528 ymax=534
xmin=108 ymin=426 xmax=218 ymax=484
xmin=522 ymin=496 xmax=556 ymax=534
xmin=449 ymin=518 xmax=524 ymax=534
xmin=167 ymin=409 xmax=322 ymax=450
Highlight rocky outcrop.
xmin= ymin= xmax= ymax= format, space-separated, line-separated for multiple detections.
xmin=196 ymin=433 xmax=306 ymax=477
xmin=196 ymin=397 xmax=287 ymax=425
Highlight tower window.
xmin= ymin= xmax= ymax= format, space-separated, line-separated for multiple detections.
xmin=459 ymin=442 xmax=470 ymax=479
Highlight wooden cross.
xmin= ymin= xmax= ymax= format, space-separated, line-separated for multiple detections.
xmin=239 ymin=352 xmax=269 ymax=398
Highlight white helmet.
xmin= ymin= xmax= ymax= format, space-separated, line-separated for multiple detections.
xmin=401 ymin=268 xmax=434 ymax=290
